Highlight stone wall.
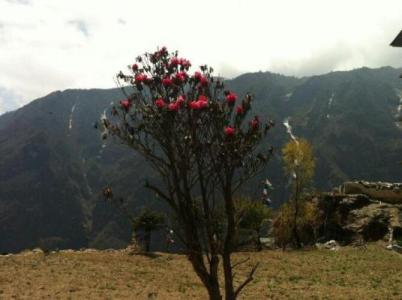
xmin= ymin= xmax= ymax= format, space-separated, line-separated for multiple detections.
xmin=339 ymin=181 xmax=402 ymax=204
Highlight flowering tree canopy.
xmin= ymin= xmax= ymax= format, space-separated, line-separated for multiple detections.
xmin=100 ymin=47 xmax=274 ymax=300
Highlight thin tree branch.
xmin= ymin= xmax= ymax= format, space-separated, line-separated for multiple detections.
xmin=232 ymin=257 xmax=250 ymax=269
xmin=234 ymin=262 xmax=260 ymax=298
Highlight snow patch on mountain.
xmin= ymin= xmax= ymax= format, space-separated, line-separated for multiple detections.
xmin=394 ymin=90 xmax=402 ymax=129
xmin=284 ymin=92 xmax=293 ymax=100
xmin=68 ymin=104 xmax=76 ymax=130
xmin=328 ymin=93 xmax=335 ymax=107
xmin=283 ymin=117 xmax=298 ymax=179
xmin=80 ymin=158 xmax=93 ymax=195
xmin=283 ymin=117 xmax=298 ymax=143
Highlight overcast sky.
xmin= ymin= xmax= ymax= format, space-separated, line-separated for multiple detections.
xmin=0 ymin=0 xmax=402 ymax=114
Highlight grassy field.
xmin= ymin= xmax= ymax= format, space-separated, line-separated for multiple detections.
xmin=0 ymin=244 xmax=401 ymax=299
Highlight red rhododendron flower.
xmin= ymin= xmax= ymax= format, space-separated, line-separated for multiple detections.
xmin=251 ymin=116 xmax=260 ymax=129
xmin=132 ymin=64 xmax=138 ymax=71
xmin=189 ymin=101 xmax=200 ymax=110
xmin=198 ymin=99 xmax=208 ymax=109
xmin=180 ymin=58 xmax=191 ymax=68
xmin=168 ymin=102 xmax=179 ymax=111
xmin=176 ymin=95 xmax=185 ymax=106
xmin=194 ymin=71 xmax=202 ymax=81
xmin=236 ymin=105 xmax=244 ymax=114
xmin=198 ymin=95 xmax=208 ymax=102
xmin=170 ymin=57 xmax=180 ymax=67
xmin=135 ymin=73 xmax=148 ymax=83
xmin=155 ymin=98 xmax=165 ymax=108
xmin=226 ymin=92 xmax=237 ymax=104
xmin=162 ymin=76 xmax=173 ymax=87
xmin=188 ymin=95 xmax=208 ymax=110
xmin=200 ymin=76 xmax=208 ymax=87
xmin=224 ymin=126 xmax=235 ymax=137
xmin=159 ymin=46 xmax=167 ymax=55
xmin=120 ymin=99 xmax=131 ymax=111
xmin=175 ymin=71 xmax=187 ymax=83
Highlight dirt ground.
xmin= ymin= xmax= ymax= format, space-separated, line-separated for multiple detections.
xmin=0 ymin=244 xmax=401 ymax=299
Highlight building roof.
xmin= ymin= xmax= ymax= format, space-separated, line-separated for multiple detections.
xmin=390 ymin=31 xmax=402 ymax=47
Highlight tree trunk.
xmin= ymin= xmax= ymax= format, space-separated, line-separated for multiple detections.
xmin=189 ymin=251 xmax=222 ymax=300
xmin=144 ymin=232 xmax=151 ymax=252
xmin=184 ymin=215 xmax=222 ymax=300
xmin=255 ymin=233 xmax=262 ymax=251
xmin=292 ymin=224 xmax=301 ymax=249
xmin=293 ymin=182 xmax=302 ymax=248
xmin=222 ymin=252 xmax=235 ymax=300
xmin=223 ymin=185 xmax=236 ymax=300
xmin=313 ymin=227 xmax=317 ymax=243
xmin=207 ymin=281 xmax=222 ymax=300
xmin=207 ymin=258 xmax=222 ymax=300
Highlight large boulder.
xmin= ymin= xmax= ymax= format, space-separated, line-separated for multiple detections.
xmin=317 ymin=191 xmax=402 ymax=244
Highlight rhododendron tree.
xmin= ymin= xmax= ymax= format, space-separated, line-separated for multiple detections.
xmin=100 ymin=47 xmax=274 ymax=300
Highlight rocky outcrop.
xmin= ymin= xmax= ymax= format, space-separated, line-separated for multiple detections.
xmin=317 ymin=191 xmax=402 ymax=244
xmin=339 ymin=181 xmax=402 ymax=204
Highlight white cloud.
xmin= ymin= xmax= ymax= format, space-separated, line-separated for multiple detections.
xmin=67 ymin=19 xmax=90 ymax=38
xmin=0 ymin=0 xmax=402 ymax=114
xmin=0 ymin=86 xmax=24 ymax=112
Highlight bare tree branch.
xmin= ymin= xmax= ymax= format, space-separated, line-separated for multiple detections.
xmin=234 ymin=262 xmax=260 ymax=298
xmin=232 ymin=257 xmax=250 ymax=269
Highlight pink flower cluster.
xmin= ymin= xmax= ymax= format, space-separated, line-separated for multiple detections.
xmin=189 ymin=95 xmax=208 ymax=110
xmin=224 ymin=126 xmax=235 ymax=137
xmin=236 ymin=105 xmax=244 ymax=115
xmin=250 ymin=116 xmax=260 ymax=130
xmin=225 ymin=91 xmax=237 ymax=104
xmin=193 ymin=71 xmax=208 ymax=87
xmin=150 ymin=47 xmax=169 ymax=63
xmin=162 ymin=76 xmax=173 ymax=87
xmin=120 ymin=99 xmax=131 ymax=112
xmin=120 ymin=48 xmax=265 ymax=142
xmin=174 ymin=71 xmax=187 ymax=83
xmin=168 ymin=95 xmax=186 ymax=111
xmin=154 ymin=95 xmax=186 ymax=112
xmin=135 ymin=73 xmax=149 ymax=84
xmin=170 ymin=57 xmax=191 ymax=69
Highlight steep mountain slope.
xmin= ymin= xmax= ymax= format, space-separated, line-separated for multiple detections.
xmin=0 ymin=67 xmax=401 ymax=252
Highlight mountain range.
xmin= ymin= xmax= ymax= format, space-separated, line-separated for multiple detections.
xmin=0 ymin=66 xmax=401 ymax=253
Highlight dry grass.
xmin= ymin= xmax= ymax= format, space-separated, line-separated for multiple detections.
xmin=0 ymin=244 xmax=401 ymax=299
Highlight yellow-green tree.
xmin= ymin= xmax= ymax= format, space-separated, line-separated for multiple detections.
xmin=282 ymin=138 xmax=315 ymax=248
xmin=272 ymin=202 xmax=293 ymax=250
xmin=303 ymin=200 xmax=322 ymax=243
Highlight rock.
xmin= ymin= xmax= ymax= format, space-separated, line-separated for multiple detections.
xmin=123 ymin=243 xmax=142 ymax=255
xmin=32 ymin=248 xmax=44 ymax=254
xmin=386 ymin=244 xmax=402 ymax=254
xmin=82 ymin=248 xmax=98 ymax=253
xmin=344 ymin=202 xmax=391 ymax=241
xmin=317 ymin=184 xmax=402 ymax=244
xmin=340 ymin=181 xmax=402 ymax=205
xmin=316 ymin=240 xmax=339 ymax=251
xmin=60 ymin=249 xmax=75 ymax=254
xmin=259 ymin=237 xmax=275 ymax=249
